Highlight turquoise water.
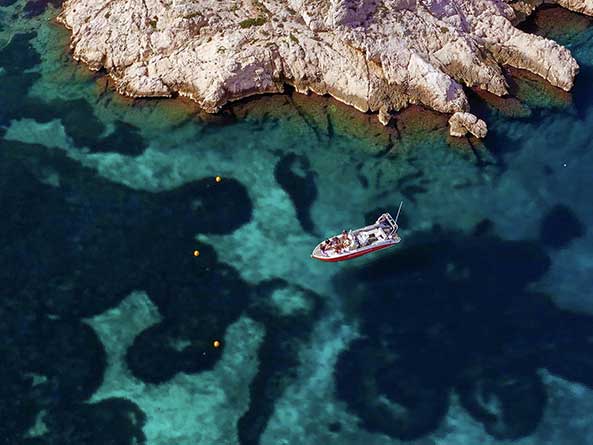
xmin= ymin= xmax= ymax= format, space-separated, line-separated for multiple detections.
xmin=2 ymin=2 xmax=593 ymax=444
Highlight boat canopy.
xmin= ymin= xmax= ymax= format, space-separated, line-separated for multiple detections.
xmin=377 ymin=213 xmax=398 ymax=237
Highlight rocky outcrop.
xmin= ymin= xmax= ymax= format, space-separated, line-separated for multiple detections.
xmin=449 ymin=112 xmax=488 ymax=138
xmin=57 ymin=0 xmax=592 ymax=137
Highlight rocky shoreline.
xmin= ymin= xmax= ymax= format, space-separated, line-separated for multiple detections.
xmin=57 ymin=0 xmax=593 ymax=137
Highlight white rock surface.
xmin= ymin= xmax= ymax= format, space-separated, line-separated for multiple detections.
xmin=449 ymin=111 xmax=488 ymax=137
xmin=57 ymin=0 xmax=591 ymax=136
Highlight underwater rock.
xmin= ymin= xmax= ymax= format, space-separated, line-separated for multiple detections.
xmin=126 ymin=321 xmax=224 ymax=384
xmin=331 ymin=225 xmax=593 ymax=441
xmin=238 ymin=279 xmax=324 ymax=445
xmin=540 ymin=204 xmax=585 ymax=248
xmin=0 ymin=138 xmax=258 ymax=442
xmin=91 ymin=121 xmax=147 ymax=156
xmin=24 ymin=0 xmax=63 ymax=17
xmin=273 ymin=153 xmax=318 ymax=235
xmin=43 ymin=398 xmax=146 ymax=445
xmin=335 ymin=338 xmax=449 ymax=440
xmin=57 ymin=0 xmax=592 ymax=137
xmin=457 ymin=367 xmax=546 ymax=439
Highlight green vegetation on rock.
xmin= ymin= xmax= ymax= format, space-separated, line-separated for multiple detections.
xmin=239 ymin=17 xmax=266 ymax=28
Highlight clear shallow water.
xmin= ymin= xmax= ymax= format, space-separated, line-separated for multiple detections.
xmin=1 ymin=2 xmax=593 ymax=445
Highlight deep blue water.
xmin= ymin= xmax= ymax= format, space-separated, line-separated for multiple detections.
xmin=1 ymin=2 xmax=593 ymax=445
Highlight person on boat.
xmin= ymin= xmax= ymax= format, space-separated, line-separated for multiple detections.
xmin=328 ymin=236 xmax=342 ymax=253
xmin=341 ymin=230 xmax=351 ymax=248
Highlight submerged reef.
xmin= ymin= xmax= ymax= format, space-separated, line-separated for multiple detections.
xmin=0 ymin=32 xmax=151 ymax=158
xmin=0 ymin=137 xmax=254 ymax=443
xmin=239 ymin=279 xmax=324 ymax=445
xmin=0 ymin=121 xmax=324 ymax=444
xmin=57 ymin=0 xmax=593 ymax=137
xmin=274 ymin=153 xmax=318 ymax=235
xmin=0 ymin=32 xmax=325 ymax=443
xmin=333 ymin=223 xmax=593 ymax=441
xmin=540 ymin=204 xmax=585 ymax=248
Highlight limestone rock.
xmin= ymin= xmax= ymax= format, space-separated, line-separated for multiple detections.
xmin=57 ymin=0 xmax=592 ymax=137
xmin=449 ymin=112 xmax=488 ymax=138
xmin=378 ymin=106 xmax=393 ymax=125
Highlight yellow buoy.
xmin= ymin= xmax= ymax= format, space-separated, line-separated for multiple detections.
xmin=215 ymin=176 xmax=222 ymax=183
xmin=193 ymin=250 xmax=200 ymax=257
xmin=213 ymin=340 xmax=221 ymax=348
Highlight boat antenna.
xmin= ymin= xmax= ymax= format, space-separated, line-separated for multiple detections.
xmin=395 ymin=201 xmax=403 ymax=224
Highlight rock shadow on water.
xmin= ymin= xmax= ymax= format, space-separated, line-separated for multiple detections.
xmin=518 ymin=5 xmax=593 ymax=46
xmin=333 ymin=224 xmax=593 ymax=441
xmin=571 ymin=64 xmax=593 ymax=120
xmin=467 ymin=87 xmax=531 ymax=120
xmin=465 ymin=67 xmax=571 ymax=144
xmin=505 ymin=67 xmax=572 ymax=111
